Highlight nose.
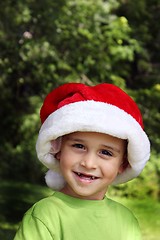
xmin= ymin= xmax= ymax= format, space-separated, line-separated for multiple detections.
xmin=80 ymin=152 xmax=97 ymax=169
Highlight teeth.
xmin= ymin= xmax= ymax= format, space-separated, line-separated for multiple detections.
xmin=76 ymin=172 xmax=97 ymax=180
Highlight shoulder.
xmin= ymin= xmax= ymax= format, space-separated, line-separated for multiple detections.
xmin=106 ymin=197 xmax=138 ymax=222
xmin=107 ymin=197 xmax=132 ymax=212
xmin=27 ymin=192 xmax=60 ymax=217
xmin=106 ymin=198 xmax=141 ymax=237
xmin=14 ymin=195 xmax=59 ymax=240
xmin=19 ymin=192 xmax=64 ymax=233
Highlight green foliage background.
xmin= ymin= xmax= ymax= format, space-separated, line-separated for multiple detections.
xmin=0 ymin=0 xmax=160 ymax=200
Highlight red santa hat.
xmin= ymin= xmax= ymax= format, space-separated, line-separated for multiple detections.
xmin=36 ymin=83 xmax=150 ymax=190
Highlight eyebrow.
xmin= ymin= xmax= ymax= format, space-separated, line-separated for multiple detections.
xmin=66 ymin=136 xmax=121 ymax=153
xmin=102 ymin=144 xmax=121 ymax=153
xmin=66 ymin=137 xmax=85 ymax=143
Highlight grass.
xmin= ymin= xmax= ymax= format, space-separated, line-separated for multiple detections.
xmin=0 ymin=181 xmax=160 ymax=240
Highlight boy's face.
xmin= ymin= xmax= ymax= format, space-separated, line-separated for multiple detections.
xmin=57 ymin=131 xmax=127 ymax=200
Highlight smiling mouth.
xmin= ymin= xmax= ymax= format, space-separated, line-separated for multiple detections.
xmin=74 ymin=172 xmax=99 ymax=180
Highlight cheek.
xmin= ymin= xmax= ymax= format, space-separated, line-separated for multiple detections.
xmin=102 ymin=162 xmax=121 ymax=177
xmin=59 ymin=151 xmax=73 ymax=169
xmin=59 ymin=159 xmax=69 ymax=177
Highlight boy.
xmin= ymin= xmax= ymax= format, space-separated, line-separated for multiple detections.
xmin=14 ymin=83 xmax=150 ymax=240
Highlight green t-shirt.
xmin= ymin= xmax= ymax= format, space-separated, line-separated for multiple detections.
xmin=14 ymin=191 xmax=141 ymax=240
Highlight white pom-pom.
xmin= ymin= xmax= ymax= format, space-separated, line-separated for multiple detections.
xmin=45 ymin=170 xmax=66 ymax=190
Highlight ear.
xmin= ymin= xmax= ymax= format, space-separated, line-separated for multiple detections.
xmin=50 ymin=137 xmax=62 ymax=154
xmin=55 ymin=152 xmax=61 ymax=161
xmin=118 ymin=155 xmax=130 ymax=174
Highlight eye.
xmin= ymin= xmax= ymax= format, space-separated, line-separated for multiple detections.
xmin=100 ymin=149 xmax=113 ymax=157
xmin=72 ymin=143 xmax=85 ymax=149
